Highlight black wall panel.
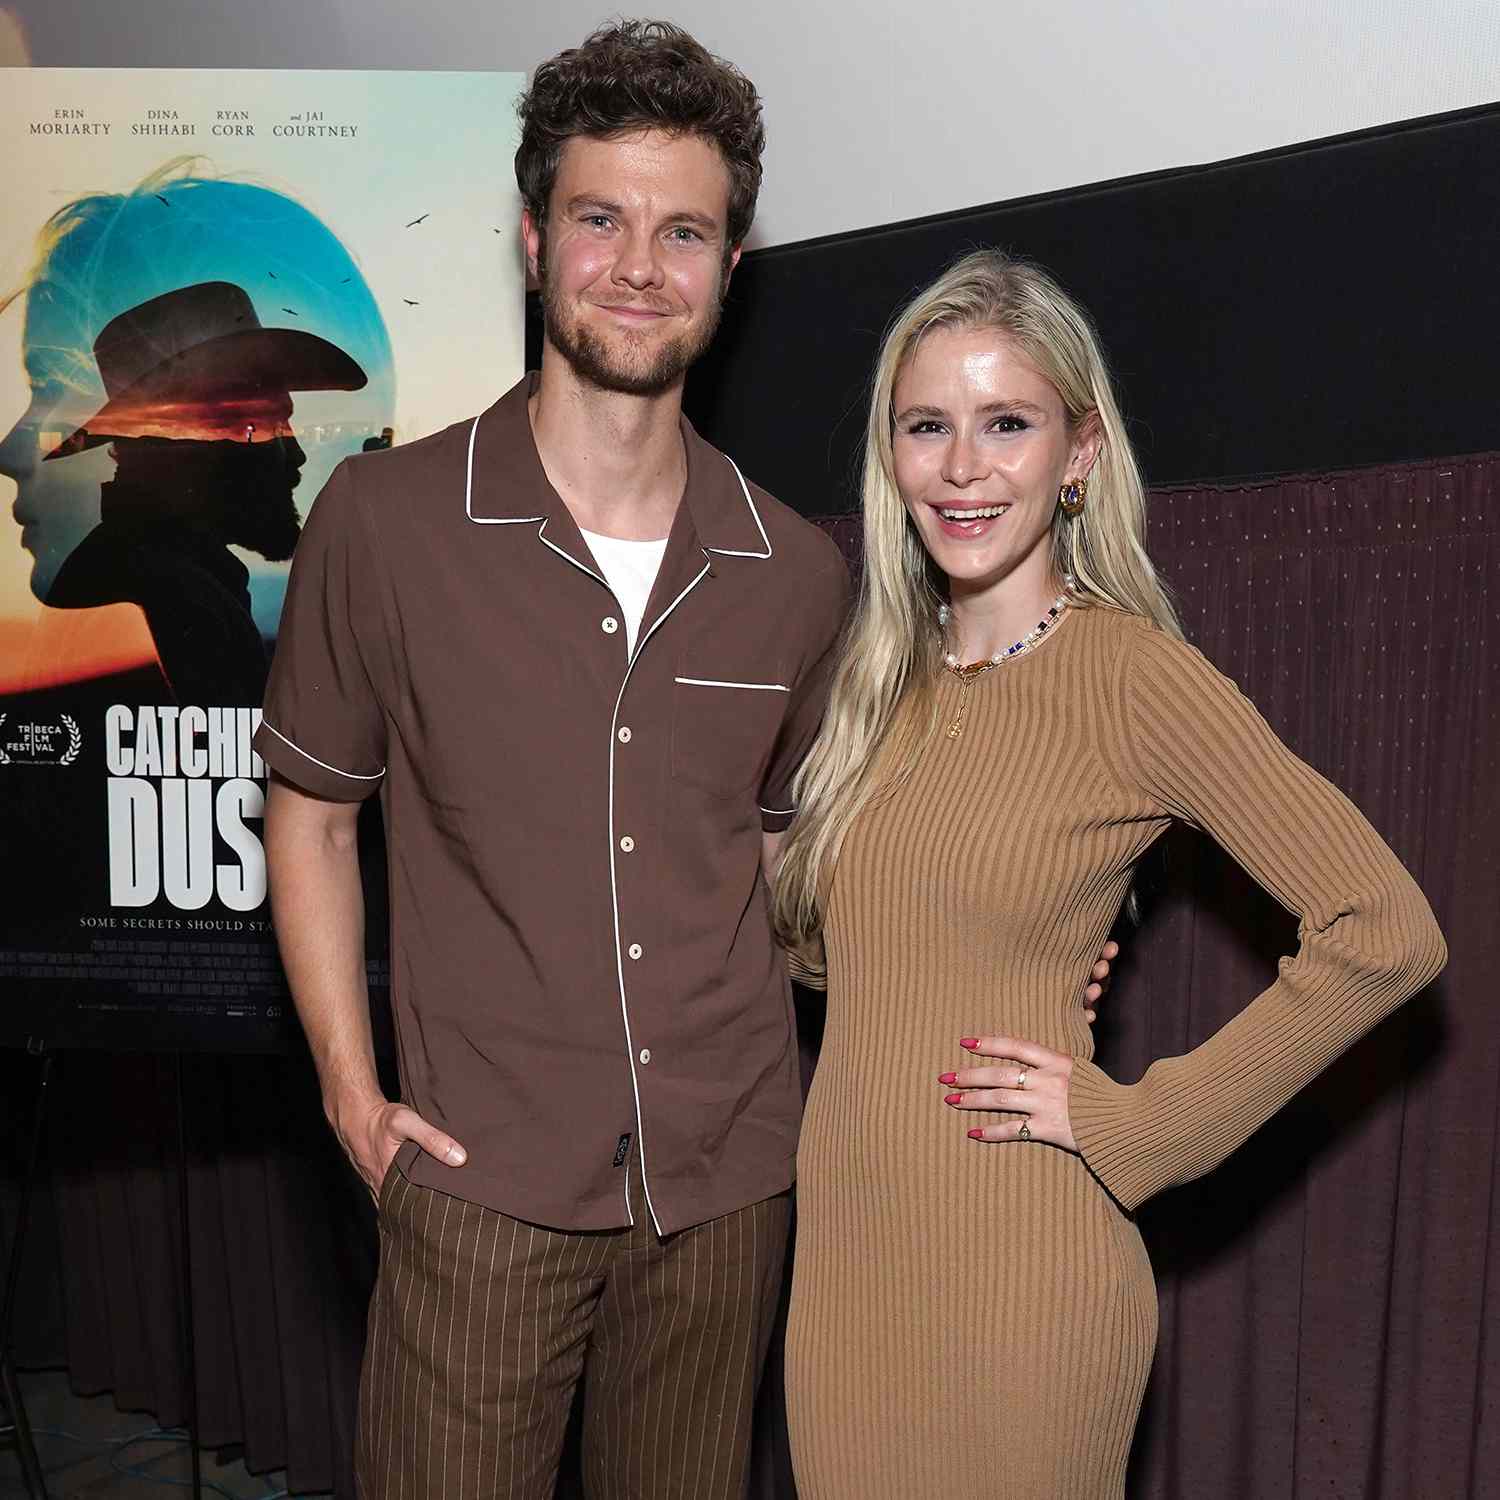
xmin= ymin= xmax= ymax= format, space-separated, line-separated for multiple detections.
xmin=652 ymin=103 xmax=1500 ymax=510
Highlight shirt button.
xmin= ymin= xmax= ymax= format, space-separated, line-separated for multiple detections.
xmin=602 ymin=616 xmax=619 ymax=634
xmin=618 ymin=726 xmax=632 ymax=743
xmin=619 ymin=835 xmax=635 ymax=853
xmin=639 ymin=1048 xmax=652 ymax=1065
xmin=628 ymin=943 xmax=643 ymax=960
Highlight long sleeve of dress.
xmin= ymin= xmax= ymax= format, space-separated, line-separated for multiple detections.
xmin=1068 ymin=623 xmax=1447 ymax=1212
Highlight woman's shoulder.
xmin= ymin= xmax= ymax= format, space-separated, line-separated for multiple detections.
xmin=1069 ymin=607 xmax=1243 ymax=733
xmin=1074 ymin=603 xmax=1204 ymax=670
xmin=1070 ymin=601 xmax=1175 ymax=666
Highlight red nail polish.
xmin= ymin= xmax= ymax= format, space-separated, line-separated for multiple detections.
xmin=938 ymin=1072 xmax=956 ymax=1085
xmin=959 ymin=1037 xmax=979 ymax=1049
xmin=967 ymin=1128 xmax=984 ymax=1139
xmin=945 ymin=1092 xmax=963 ymax=1105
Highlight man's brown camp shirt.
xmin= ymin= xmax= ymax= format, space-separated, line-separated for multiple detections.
xmin=255 ymin=375 xmax=852 ymax=1234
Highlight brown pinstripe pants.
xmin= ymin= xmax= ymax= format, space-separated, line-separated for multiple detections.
xmin=355 ymin=1160 xmax=791 ymax=1500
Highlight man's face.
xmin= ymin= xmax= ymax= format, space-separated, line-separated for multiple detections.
xmin=219 ymin=416 xmax=306 ymax=563
xmin=525 ymin=129 xmax=741 ymax=397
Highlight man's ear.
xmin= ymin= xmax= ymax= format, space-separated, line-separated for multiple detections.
xmin=521 ymin=207 xmax=543 ymax=284
xmin=723 ymin=242 xmax=743 ymax=291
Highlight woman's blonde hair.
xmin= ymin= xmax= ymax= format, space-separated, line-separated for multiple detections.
xmin=772 ymin=248 xmax=1181 ymax=955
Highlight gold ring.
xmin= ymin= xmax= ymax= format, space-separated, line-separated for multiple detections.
xmin=1018 ymin=1122 xmax=1032 ymax=1143
xmin=1016 ymin=1070 xmax=1028 ymax=1090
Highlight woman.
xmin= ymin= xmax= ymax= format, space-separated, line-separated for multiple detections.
xmin=773 ymin=250 xmax=1445 ymax=1499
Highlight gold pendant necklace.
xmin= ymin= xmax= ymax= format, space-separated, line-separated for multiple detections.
xmin=943 ymin=661 xmax=1001 ymax=740
xmin=939 ymin=583 xmax=1073 ymax=742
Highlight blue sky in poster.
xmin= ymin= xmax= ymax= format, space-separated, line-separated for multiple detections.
xmin=24 ymin=169 xmax=394 ymax=427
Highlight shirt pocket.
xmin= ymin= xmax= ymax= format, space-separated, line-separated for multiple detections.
xmin=670 ymin=670 xmax=791 ymax=797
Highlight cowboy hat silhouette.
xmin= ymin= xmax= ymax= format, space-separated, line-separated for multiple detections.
xmin=45 ymin=280 xmax=367 ymax=459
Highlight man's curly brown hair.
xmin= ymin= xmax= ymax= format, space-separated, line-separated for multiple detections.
xmin=515 ymin=20 xmax=765 ymax=247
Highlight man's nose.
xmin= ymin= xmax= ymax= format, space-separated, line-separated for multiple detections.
xmin=611 ymin=227 xmax=665 ymax=290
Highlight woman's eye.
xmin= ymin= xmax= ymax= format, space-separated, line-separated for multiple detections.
xmin=991 ymin=415 xmax=1027 ymax=433
xmin=907 ymin=420 xmax=945 ymax=435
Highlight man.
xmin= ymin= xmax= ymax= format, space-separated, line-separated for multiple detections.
xmin=30 ymin=279 xmax=364 ymax=703
xmin=257 ymin=21 xmax=1112 ymax=1500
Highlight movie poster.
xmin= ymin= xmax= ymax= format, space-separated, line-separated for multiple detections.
xmin=0 ymin=68 xmax=525 ymax=1049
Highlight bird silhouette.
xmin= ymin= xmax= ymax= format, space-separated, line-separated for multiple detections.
xmin=155 ymin=195 xmax=171 ymax=207
xmin=402 ymin=298 xmax=420 ymax=306
xmin=282 ymin=307 xmax=300 ymax=317
xmin=405 ymin=213 xmax=430 ymax=228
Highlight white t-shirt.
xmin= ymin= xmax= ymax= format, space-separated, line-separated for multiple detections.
xmin=580 ymin=528 xmax=670 ymax=655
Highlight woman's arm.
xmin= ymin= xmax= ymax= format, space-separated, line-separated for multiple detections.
xmin=949 ymin=622 xmax=1445 ymax=1208
xmin=1064 ymin=624 xmax=1446 ymax=1210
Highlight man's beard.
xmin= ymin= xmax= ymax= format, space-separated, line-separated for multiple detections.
xmin=542 ymin=271 xmax=724 ymax=398
xmin=222 ymin=474 xmax=302 ymax=562
xmin=101 ymin=434 xmax=304 ymax=562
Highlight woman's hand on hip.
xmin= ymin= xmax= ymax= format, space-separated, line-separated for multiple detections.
xmin=939 ymin=1035 xmax=1076 ymax=1152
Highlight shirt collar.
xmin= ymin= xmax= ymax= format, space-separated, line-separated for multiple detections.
xmin=464 ymin=373 xmax=771 ymax=562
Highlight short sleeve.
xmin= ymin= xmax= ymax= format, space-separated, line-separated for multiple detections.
xmin=758 ymin=552 xmax=853 ymax=832
xmin=254 ymin=460 xmax=388 ymax=801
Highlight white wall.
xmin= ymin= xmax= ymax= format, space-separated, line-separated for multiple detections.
xmin=5 ymin=0 xmax=1497 ymax=247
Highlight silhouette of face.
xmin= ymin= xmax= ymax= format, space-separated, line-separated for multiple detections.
xmin=220 ymin=425 xmax=307 ymax=562
xmin=102 ymin=395 xmax=308 ymax=564
xmin=0 ymin=361 xmax=111 ymax=603
xmin=1 ymin=349 xmax=309 ymax=608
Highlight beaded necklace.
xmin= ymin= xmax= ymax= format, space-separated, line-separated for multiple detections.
xmin=939 ymin=578 xmax=1075 ymax=742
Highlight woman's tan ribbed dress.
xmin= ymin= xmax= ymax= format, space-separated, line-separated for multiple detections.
xmin=785 ymin=606 xmax=1445 ymax=1500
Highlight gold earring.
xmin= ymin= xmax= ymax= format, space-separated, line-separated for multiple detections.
xmin=1058 ymin=477 xmax=1087 ymax=517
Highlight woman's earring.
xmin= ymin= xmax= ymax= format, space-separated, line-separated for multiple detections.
xmin=1058 ymin=477 xmax=1088 ymax=518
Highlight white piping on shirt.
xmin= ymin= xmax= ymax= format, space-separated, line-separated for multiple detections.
xmin=463 ymin=413 xmax=544 ymax=526
xmin=259 ymin=721 xmax=386 ymax=780
xmin=463 ymin=415 xmax=770 ymax=574
xmin=706 ymin=457 xmax=772 ymax=559
xmin=674 ymin=677 xmax=789 ymax=692
xmin=538 ymin=517 xmax=607 ymax=586
xmin=607 ymin=556 xmax=712 ymax=1235
xmin=460 ymin=407 xmax=780 ymax=1231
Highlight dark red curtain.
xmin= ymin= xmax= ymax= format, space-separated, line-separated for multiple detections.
xmin=3 ymin=451 xmax=1493 ymax=1497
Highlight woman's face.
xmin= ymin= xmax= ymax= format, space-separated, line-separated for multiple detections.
xmin=892 ymin=325 xmax=1096 ymax=604
xmin=0 ymin=358 xmax=110 ymax=603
